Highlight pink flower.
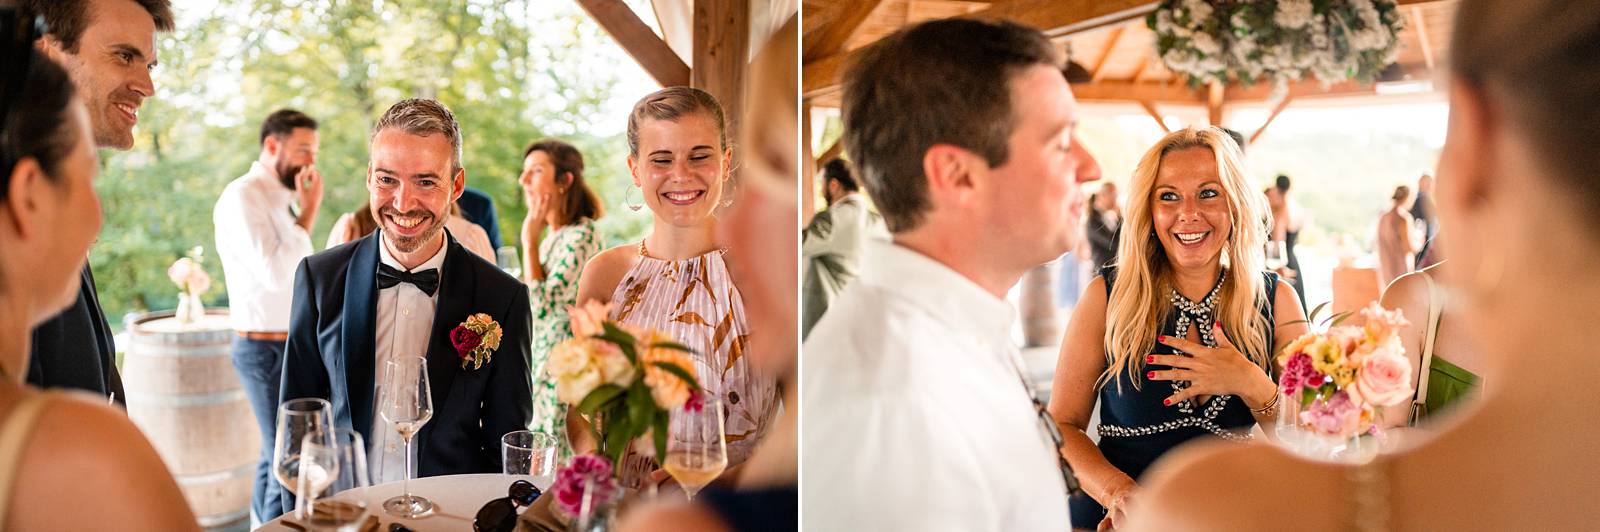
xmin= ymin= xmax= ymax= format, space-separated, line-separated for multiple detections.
xmin=550 ymin=454 xmax=620 ymax=518
xmin=567 ymin=300 xmax=612 ymax=338
xmin=684 ymin=389 xmax=705 ymax=413
xmin=1299 ymin=391 xmax=1363 ymax=437
xmin=1360 ymin=302 xmax=1410 ymax=342
xmin=450 ymin=326 xmax=482 ymax=359
xmin=1279 ymin=353 xmax=1325 ymax=396
xmin=1349 ymin=341 xmax=1412 ymax=407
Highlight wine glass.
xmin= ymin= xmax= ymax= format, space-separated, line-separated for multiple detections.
xmin=664 ymin=396 xmax=727 ymax=501
xmin=496 ymin=246 xmax=522 ymax=279
xmin=378 ymin=356 xmax=434 ymax=517
xmin=501 ymin=430 xmax=558 ymax=484
xmin=1265 ymin=240 xmax=1287 ymax=271
xmin=298 ymin=428 xmax=371 ymax=531
xmin=273 ymin=398 xmax=334 ymax=520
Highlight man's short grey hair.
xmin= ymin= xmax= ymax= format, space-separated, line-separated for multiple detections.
xmin=370 ymin=98 xmax=463 ymax=171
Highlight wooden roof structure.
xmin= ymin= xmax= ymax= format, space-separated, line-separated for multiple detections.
xmin=803 ymin=0 xmax=1455 ymax=142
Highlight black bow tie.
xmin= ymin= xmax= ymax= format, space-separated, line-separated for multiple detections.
xmin=378 ymin=264 xmax=440 ymax=296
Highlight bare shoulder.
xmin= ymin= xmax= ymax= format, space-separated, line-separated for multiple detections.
xmin=1127 ymin=441 xmax=1341 ymax=531
xmin=576 ymin=243 xmax=640 ymax=305
xmin=13 ymin=394 xmax=198 ymax=531
xmin=615 ymin=501 xmax=732 ymax=532
xmin=1380 ymin=269 xmax=1429 ymax=309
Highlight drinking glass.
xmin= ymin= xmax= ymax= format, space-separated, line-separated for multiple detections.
xmin=1265 ymin=240 xmax=1287 ymax=271
xmin=664 ymin=396 xmax=727 ymax=501
xmin=379 ymin=356 xmax=434 ymax=517
xmin=297 ymin=428 xmax=371 ymax=531
xmin=273 ymin=398 xmax=334 ymax=519
xmin=501 ymin=430 xmax=558 ymax=483
xmin=496 ymin=246 xmax=522 ymax=279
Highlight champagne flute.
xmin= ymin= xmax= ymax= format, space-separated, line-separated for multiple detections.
xmin=496 ymin=246 xmax=522 ymax=279
xmin=664 ymin=396 xmax=727 ymax=501
xmin=379 ymin=356 xmax=434 ymax=517
xmin=1265 ymin=240 xmax=1287 ymax=271
xmin=273 ymin=398 xmax=334 ymax=520
xmin=299 ymin=428 xmax=371 ymax=531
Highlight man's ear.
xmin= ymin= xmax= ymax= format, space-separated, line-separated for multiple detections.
xmin=1437 ymin=80 xmax=1496 ymax=219
xmin=922 ymin=144 xmax=979 ymax=209
xmin=452 ymin=168 xmax=467 ymax=203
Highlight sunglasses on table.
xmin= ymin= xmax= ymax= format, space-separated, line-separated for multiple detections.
xmin=474 ymin=479 xmax=542 ymax=532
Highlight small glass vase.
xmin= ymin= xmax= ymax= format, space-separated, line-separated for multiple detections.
xmin=1275 ymin=390 xmax=1382 ymax=464
xmin=175 ymin=291 xmax=204 ymax=324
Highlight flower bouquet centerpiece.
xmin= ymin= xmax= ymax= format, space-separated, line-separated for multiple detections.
xmin=167 ymin=246 xmax=212 ymax=324
xmin=1148 ymin=0 xmax=1406 ymax=91
xmin=543 ymin=301 xmax=701 ymax=522
xmin=1275 ymin=302 xmax=1412 ymax=462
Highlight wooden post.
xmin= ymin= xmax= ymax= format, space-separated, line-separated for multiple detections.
xmin=693 ymin=0 xmax=750 ymax=183
xmin=1206 ymin=79 xmax=1226 ymax=126
xmin=576 ymin=0 xmax=690 ymax=87
xmin=802 ymin=103 xmax=816 ymax=225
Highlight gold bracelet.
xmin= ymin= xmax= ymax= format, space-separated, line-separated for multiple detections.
xmin=1250 ymin=391 xmax=1280 ymax=416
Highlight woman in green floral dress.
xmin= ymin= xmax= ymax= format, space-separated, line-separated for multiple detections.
xmin=518 ymin=139 xmax=605 ymax=456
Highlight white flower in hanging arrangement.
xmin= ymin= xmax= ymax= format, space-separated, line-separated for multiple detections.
xmin=1147 ymin=0 xmax=1406 ymax=88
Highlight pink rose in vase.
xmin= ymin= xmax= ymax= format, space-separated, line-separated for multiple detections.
xmin=1300 ymin=391 xmax=1364 ymax=437
xmin=1349 ymin=339 xmax=1413 ymax=407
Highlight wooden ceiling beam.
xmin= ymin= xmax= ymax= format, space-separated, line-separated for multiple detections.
xmin=1250 ymin=95 xmax=1294 ymax=144
xmin=802 ymin=0 xmax=884 ymax=63
xmin=1138 ymin=100 xmax=1171 ymax=133
xmin=1089 ymin=26 xmax=1126 ymax=83
xmin=577 ymin=0 xmax=690 ymax=87
xmin=1070 ymin=80 xmax=1203 ymax=105
xmin=1410 ymin=6 xmax=1435 ymax=70
xmin=803 ymin=0 xmax=1158 ymax=97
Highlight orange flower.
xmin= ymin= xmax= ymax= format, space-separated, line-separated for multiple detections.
xmin=636 ymin=330 xmax=698 ymax=410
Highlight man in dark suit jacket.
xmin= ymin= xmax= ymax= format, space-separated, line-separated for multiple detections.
xmin=275 ymin=99 xmax=532 ymax=518
xmin=457 ymin=186 xmax=502 ymax=250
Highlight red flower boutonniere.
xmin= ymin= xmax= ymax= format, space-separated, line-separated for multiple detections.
xmin=451 ymin=313 xmax=502 ymax=369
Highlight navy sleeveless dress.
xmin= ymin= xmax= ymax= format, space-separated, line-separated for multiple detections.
xmin=1067 ymin=267 xmax=1278 ymax=527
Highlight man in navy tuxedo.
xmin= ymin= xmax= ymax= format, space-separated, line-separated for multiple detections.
xmin=276 ymin=98 xmax=532 ymax=518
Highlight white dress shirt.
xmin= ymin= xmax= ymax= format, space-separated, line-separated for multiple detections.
xmin=802 ymin=240 xmax=1071 ymax=531
xmin=369 ymin=233 xmax=446 ymax=484
xmin=213 ymin=161 xmax=315 ymax=332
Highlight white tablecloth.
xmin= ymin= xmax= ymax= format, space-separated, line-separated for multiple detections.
xmin=257 ymin=473 xmax=552 ymax=531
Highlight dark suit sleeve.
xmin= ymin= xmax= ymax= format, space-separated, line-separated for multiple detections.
xmin=482 ymin=284 xmax=534 ymax=468
xmin=280 ymin=259 xmax=331 ymax=404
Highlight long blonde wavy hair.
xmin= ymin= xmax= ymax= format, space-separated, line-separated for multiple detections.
xmin=1100 ymin=127 xmax=1274 ymax=391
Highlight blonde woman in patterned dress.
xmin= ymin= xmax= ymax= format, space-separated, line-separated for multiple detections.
xmin=519 ymin=139 xmax=605 ymax=455
xmin=571 ymin=87 xmax=779 ymax=488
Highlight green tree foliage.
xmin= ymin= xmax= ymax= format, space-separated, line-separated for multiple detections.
xmin=94 ymin=0 xmax=655 ymax=326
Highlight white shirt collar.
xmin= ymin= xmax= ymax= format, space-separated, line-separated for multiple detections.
xmin=857 ymin=239 xmax=1016 ymax=341
xmin=377 ymin=230 xmax=449 ymax=274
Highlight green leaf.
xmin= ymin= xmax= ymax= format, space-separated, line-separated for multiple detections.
xmin=628 ymin=383 xmax=653 ymax=435
xmin=1327 ymin=310 xmax=1355 ymax=328
xmin=651 ymin=340 xmax=696 ymax=354
xmin=598 ymin=322 xmax=639 ymax=364
xmin=652 ymin=409 xmax=669 ymax=462
xmin=575 ymin=384 xmax=625 ymax=416
xmin=1306 ymin=301 xmax=1330 ymax=324
xmin=650 ymin=361 xmax=701 ymax=390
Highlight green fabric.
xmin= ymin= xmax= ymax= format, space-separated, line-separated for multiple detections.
xmin=1422 ymin=354 xmax=1478 ymax=417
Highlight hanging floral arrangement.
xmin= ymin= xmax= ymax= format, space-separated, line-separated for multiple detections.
xmin=1148 ymin=0 xmax=1406 ymax=88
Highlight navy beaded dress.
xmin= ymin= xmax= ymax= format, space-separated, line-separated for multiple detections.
xmin=1068 ymin=266 xmax=1278 ymax=527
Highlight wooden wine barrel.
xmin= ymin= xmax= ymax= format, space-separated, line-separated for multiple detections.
xmin=1018 ymin=263 xmax=1061 ymax=347
xmin=123 ymin=310 xmax=257 ymax=532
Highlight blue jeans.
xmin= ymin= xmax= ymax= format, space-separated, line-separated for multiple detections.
xmin=231 ymin=336 xmax=285 ymax=522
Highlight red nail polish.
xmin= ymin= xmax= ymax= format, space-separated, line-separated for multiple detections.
xmin=1146 ymin=355 xmax=1155 ymax=363
xmin=1163 ymin=399 xmax=1171 ymax=406
xmin=1147 ymin=371 xmax=1155 ymax=379
xmin=1156 ymin=335 xmax=1166 ymax=342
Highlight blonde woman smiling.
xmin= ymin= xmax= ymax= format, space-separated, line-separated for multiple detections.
xmin=1048 ymin=127 xmax=1307 ymax=530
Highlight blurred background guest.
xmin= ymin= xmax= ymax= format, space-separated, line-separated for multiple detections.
xmin=517 ymin=138 xmax=604 ymax=458
xmin=801 ymin=157 xmax=883 ymax=338
xmin=1377 ymin=184 xmax=1418 ymax=287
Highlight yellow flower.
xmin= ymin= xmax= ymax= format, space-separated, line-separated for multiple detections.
xmin=637 ymin=330 xmax=697 ymax=410
xmin=1306 ymin=335 xmax=1356 ymax=387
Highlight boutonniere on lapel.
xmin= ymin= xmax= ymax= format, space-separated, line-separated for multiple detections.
xmin=450 ymin=313 xmax=503 ymax=370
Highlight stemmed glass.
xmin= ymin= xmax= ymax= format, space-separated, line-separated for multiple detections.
xmin=663 ymin=396 xmax=727 ymax=501
xmin=1265 ymin=240 xmax=1288 ymax=271
xmin=379 ymin=356 xmax=434 ymax=517
xmin=297 ymin=428 xmax=371 ymax=531
xmin=273 ymin=398 xmax=334 ymax=520
xmin=496 ymin=246 xmax=522 ymax=279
